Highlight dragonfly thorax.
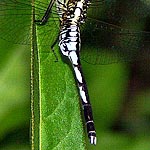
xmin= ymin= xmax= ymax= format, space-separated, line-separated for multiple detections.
xmin=59 ymin=0 xmax=91 ymax=26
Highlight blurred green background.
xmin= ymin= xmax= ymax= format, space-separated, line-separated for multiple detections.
xmin=83 ymin=61 xmax=150 ymax=150
xmin=1 ymin=0 xmax=150 ymax=150
xmin=0 ymin=41 xmax=30 ymax=150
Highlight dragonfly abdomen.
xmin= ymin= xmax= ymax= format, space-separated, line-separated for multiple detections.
xmin=59 ymin=24 xmax=96 ymax=145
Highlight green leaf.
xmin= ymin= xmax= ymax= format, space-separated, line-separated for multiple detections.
xmin=31 ymin=1 xmax=86 ymax=149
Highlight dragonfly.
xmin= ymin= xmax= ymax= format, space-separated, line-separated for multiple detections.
xmin=1 ymin=0 xmax=150 ymax=145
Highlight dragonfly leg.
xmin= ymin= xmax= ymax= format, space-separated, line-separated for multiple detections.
xmin=35 ymin=0 xmax=56 ymax=25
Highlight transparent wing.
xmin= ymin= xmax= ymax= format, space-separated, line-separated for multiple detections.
xmin=1 ymin=0 xmax=150 ymax=64
xmin=81 ymin=0 xmax=150 ymax=64
xmin=0 ymin=0 xmax=106 ymax=46
xmin=0 ymin=0 xmax=59 ymax=45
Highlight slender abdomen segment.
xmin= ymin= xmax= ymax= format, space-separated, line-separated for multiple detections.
xmin=59 ymin=25 xmax=96 ymax=145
